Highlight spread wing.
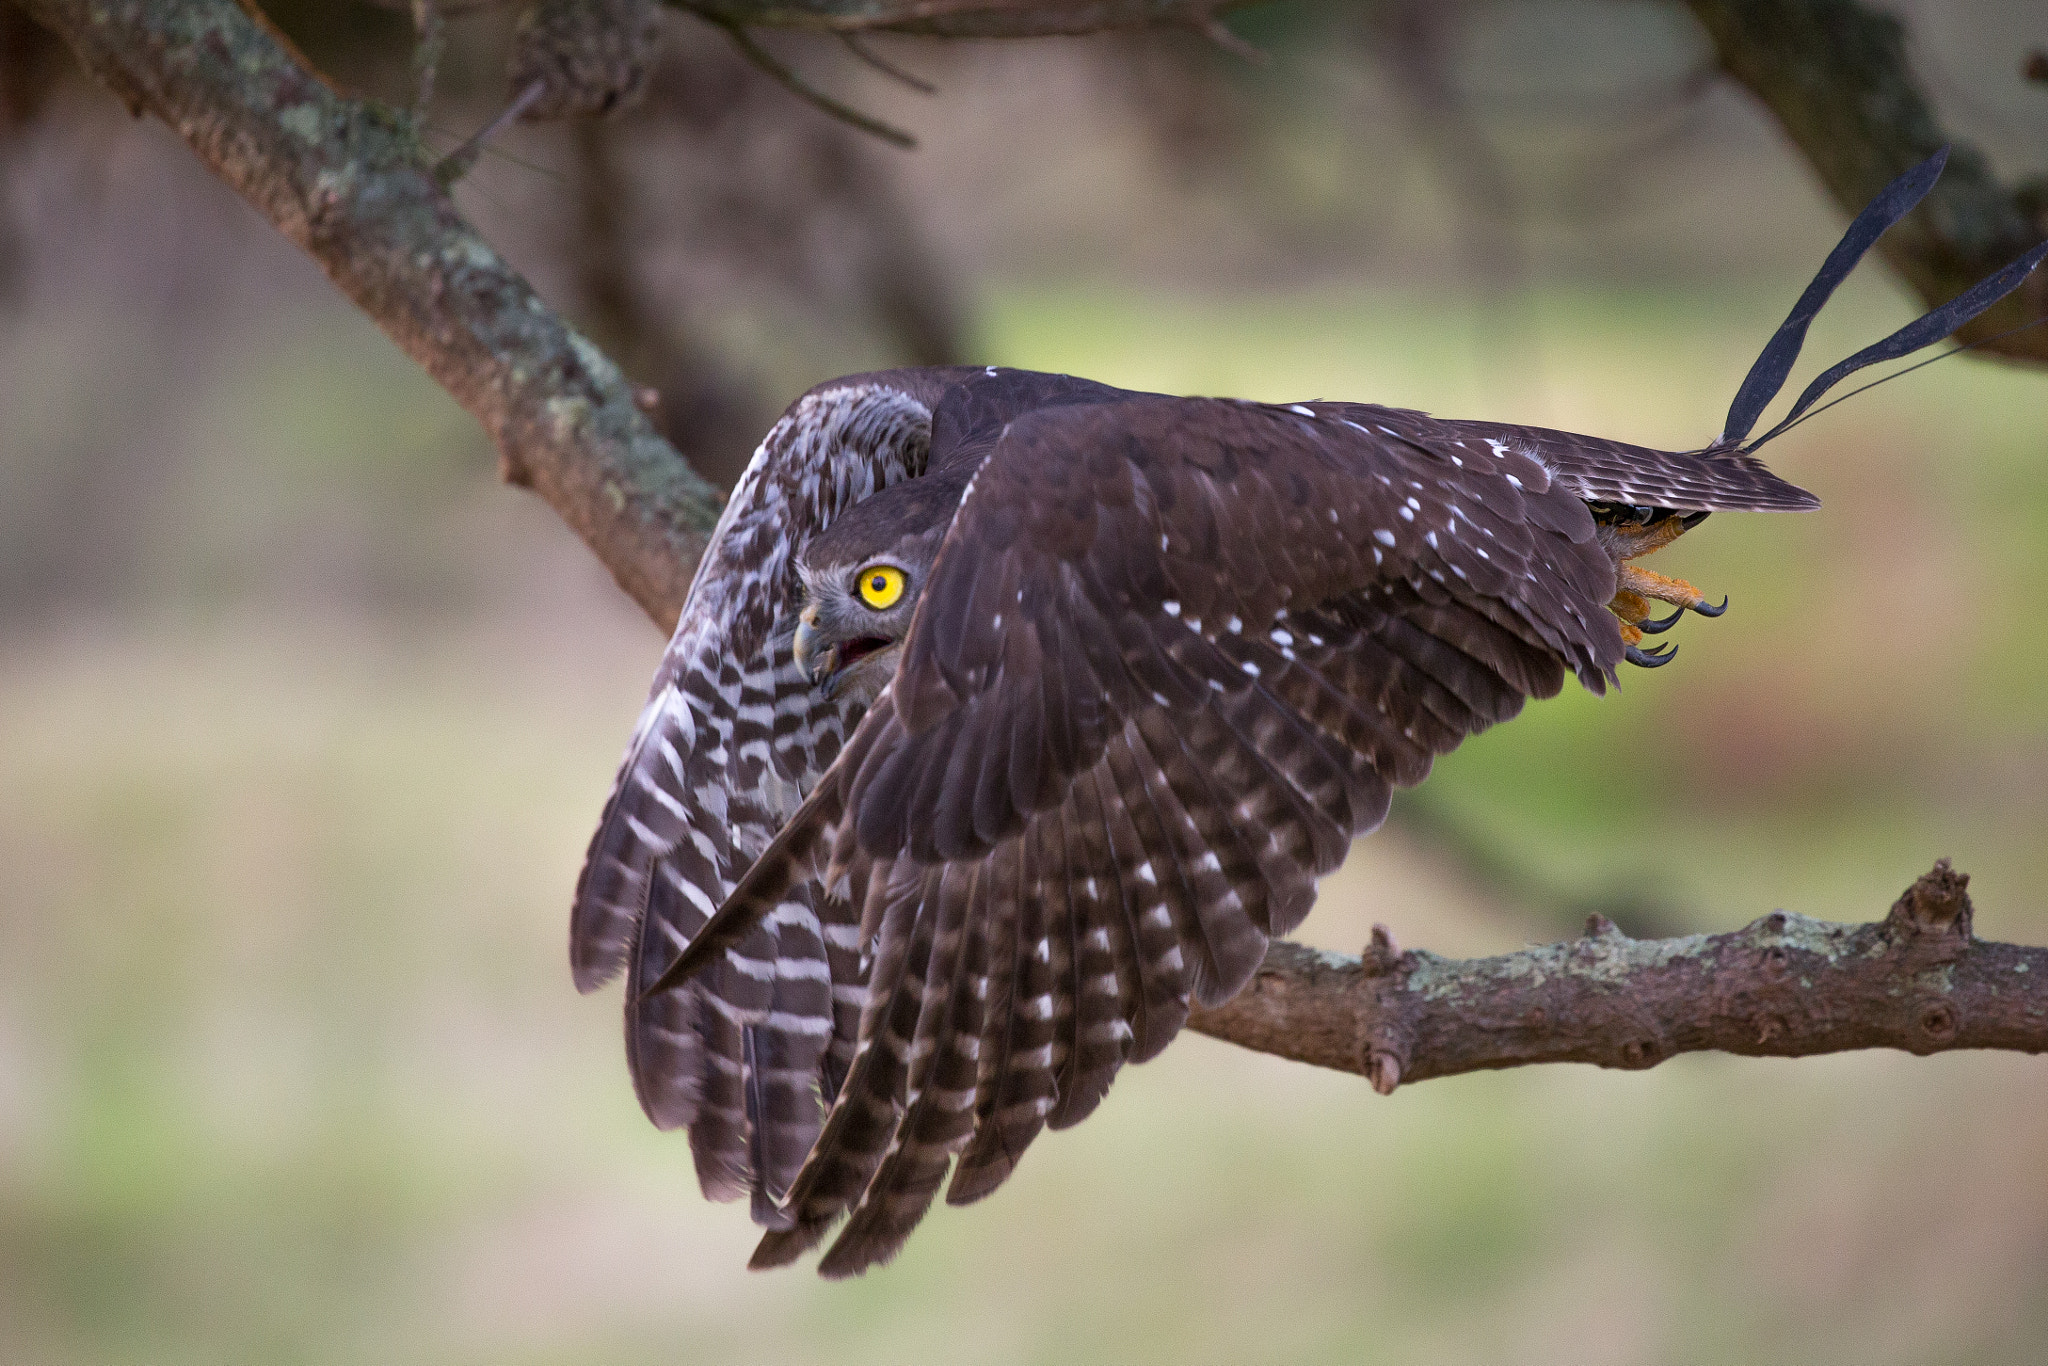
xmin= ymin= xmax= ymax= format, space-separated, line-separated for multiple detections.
xmin=570 ymin=369 xmax=968 ymax=1217
xmin=655 ymin=393 xmax=1820 ymax=1276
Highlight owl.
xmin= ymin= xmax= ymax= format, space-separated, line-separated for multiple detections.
xmin=573 ymin=147 xmax=2046 ymax=1275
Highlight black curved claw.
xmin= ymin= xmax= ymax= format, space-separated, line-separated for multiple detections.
xmin=1636 ymin=606 xmax=1685 ymax=635
xmin=1690 ymin=595 xmax=1729 ymax=618
xmin=1626 ymin=642 xmax=1677 ymax=669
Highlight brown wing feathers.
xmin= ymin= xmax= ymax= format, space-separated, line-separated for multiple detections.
xmin=818 ymin=859 xmax=996 ymax=1276
xmin=607 ymin=363 xmax=1825 ymax=1278
xmin=638 ymin=393 xmax=1685 ymax=1276
xmin=948 ymin=823 xmax=1057 ymax=1206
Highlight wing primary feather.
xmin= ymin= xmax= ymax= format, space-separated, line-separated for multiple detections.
xmin=1209 ymin=682 xmax=1354 ymax=882
xmin=1129 ymin=709 xmax=1274 ymax=1002
xmin=1115 ymin=717 xmax=1237 ymax=1006
xmin=743 ymin=1026 xmax=798 ymax=1230
xmin=818 ymin=862 xmax=988 ymax=1277
xmin=685 ymin=955 xmax=763 ymax=1201
xmin=941 ymin=839 xmax=1022 ymax=1206
xmin=948 ymin=818 xmax=1060 ymax=1203
xmin=1046 ymin=768 xmax=1133 ymax=1130
xmin=749 ymin=863 xmax=934 ymax=1270
xmin=1042 ymin=802 xmax=1090 ymax=1130
xmin=1093 ymin=740 xmax=1192 ymax=1061
xmin=1080 ymin=760 xmax=1161 ymax=1064
xmin=639 ymin=756 xmax=851 ymax=1001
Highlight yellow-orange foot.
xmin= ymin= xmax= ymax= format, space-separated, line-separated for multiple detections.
xmin=1617 ymin=563 xmax=1728 ymax=618
xmin=1600 ymin=517 xmax=1729 ymax=669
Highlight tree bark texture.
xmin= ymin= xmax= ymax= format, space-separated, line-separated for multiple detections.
xmin=1189 ymin=861 xmax=2048 ymax=1092
xmin=17 ymin=0 xmax=2048 ymax=1089
xmin=18 ymin=0 xmax=726 ymax=631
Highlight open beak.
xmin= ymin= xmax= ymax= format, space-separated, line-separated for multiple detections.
xmin=792 ymin=606 xmax=835 ymax=686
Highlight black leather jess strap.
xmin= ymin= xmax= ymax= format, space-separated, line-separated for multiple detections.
xmin=1717 ymin=145 xmax=2048 ymax=453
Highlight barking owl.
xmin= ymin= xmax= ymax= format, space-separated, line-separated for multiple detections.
xmin=570 ymin=149 xmax=2045 ymax=1276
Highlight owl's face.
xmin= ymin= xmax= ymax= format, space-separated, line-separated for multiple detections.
xmin=792 ymin=552 xmax=925 ymax=705
xmin=792 ymin=475 xmax=962 ymax=705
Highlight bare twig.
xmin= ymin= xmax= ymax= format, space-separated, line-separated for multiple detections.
xmin=434 ymin=76 xmax=546 ymax=185
xmin=676 ymin=0 xmax=1261 ymax=40
xmin=713 ymin=18 xmax=917 ymax=148
xmin=1193 ymin=15 xmax=1266 ymax=67
xmin=410 ymin=0 xmax=446 ymax=125
xmin=837 ymin=31 xmax=936 ymax=94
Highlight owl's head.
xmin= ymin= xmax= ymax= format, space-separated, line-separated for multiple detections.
xmin=792 ymin=469 xmax=967 ymax=705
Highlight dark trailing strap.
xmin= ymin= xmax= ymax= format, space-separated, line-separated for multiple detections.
xmin=1742 ymin=240 xmax=2048 ymax=451
xmin=1757 ymin=313 xmax=2048 ymax=443
xmin=1719 ymin=147 xmax=1949 ymax=446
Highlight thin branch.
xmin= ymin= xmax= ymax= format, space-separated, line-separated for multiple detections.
xmin=410 ymin=0 xmax=446 ymax=126
xmin=714 ymin=18 xmax=917 ymax=148
xmin=838 ymin=31 xmax=937 ymax=94
xmin=18 ymin=0 xmax=724 ymax=632
xmin=1192 ymin=14 xmax=1265 ymax=67
xmin=433 ymin=75 xmax=546 ymax=185
xmin=1190 ymin=861 xmax=2048 ymax=1090
xmin=1684 ymin=0 xmax=2048 ymax=365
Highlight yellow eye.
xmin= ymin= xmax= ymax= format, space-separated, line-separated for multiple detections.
xmin=856 ymin=564 xmax=905 ymax=610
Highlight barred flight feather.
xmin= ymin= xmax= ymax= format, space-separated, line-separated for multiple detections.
xmin=572 ymin=371 xmax=972 ymax=1220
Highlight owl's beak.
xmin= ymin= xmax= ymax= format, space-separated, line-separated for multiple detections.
xmin=792 ymin=606 xmax=835 ymax=686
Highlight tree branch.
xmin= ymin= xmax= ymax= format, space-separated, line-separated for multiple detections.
xmin=16 ymin=0 xmax=725 ymax=631
xmin=1685 ymin=0 xmax=2048 ymax=364
xmin=1190 ymin=861 xmax=2048 ymax=1090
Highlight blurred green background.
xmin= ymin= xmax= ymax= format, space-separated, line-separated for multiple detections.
xmin=3 ymin=3 xmax=2047 ymax=1363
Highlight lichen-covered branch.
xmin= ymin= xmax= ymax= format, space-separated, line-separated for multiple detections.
xmin=16 ymin=0 xmax=725 ymax=630
xmin=1190 ymin=861 xmax=2048 ymax=1091
xmin=1685 ymin=0 xmax=2048 ymax=364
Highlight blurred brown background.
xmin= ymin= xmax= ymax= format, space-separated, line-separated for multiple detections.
xmin=2 ymin=3 xmax=2046 ymax=1362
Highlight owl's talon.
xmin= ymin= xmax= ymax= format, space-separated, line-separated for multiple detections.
xmin=1692 ymin=595 xmax=1729 ymax=618
xmin=1636 ymin=606 xmax=1684 ymax=635
xmin=1626 ymin=643 xmax=1676 ymax=668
